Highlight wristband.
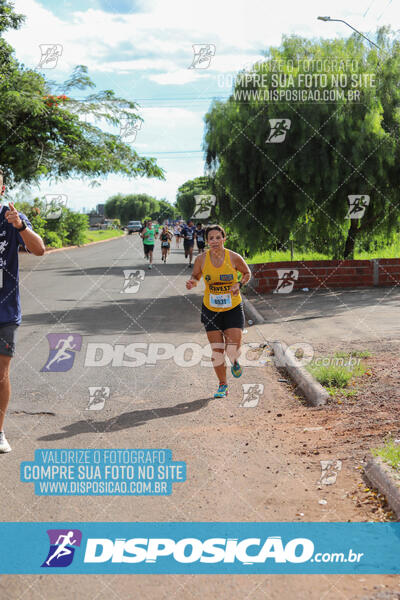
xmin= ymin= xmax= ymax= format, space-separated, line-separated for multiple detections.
xmin=16 ymin=219 xmax=27 ymax=232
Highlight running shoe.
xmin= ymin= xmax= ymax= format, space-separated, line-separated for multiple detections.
xmin=214 ymin=384 xmax=228 ymax=398
xmin=231 ymin=361 xmax=243 ymax=378
xmin=148 ymin=264 xmax=152 ymax=270
xmin=0 ymin=431 xmax=11 ymax=453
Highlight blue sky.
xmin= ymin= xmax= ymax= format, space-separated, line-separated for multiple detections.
xmin=4 ymin=0 xmax=398 ymax=212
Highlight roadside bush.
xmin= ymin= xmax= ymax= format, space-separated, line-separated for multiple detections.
xmin=63 ymin=211 xmax=89 ymax=245
xmin=14 ymin=198 xmax=89 ymax=247
xmin=44 ymin=231 xmax=63 ymax=248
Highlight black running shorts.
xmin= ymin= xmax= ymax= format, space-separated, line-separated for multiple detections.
xmin=0 ymin=323 xmax=18 ymax=357
xmin=144 ymin=244 xmax=154 ymax=255
xmin=201 ymin=303 xmax=245 ymax=332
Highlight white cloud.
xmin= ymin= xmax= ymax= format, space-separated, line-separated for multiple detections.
xmin=6 ymin=0 xmax=400 ymax=211
xmin=8 ymin=0 xmax=400 ymax=83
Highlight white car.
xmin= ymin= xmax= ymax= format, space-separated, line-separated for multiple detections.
xmin=126 ymin=220 xmax=142 ymax=234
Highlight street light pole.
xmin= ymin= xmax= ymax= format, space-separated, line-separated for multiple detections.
xmin=317 ymin=16 xmax=382 ymax=51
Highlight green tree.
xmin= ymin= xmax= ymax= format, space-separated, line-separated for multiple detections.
xmin=104 ymin=193 xmax=159 ymax=223
xmin=175 ymin=176 xmax=214 ymax=222
xmin=204 ymin=29 xmax=400 ymax=258
xmin=0 ymin=2 xmax=164 ymax=187
xmin=151 ymin=199 xmax=176 ymax=223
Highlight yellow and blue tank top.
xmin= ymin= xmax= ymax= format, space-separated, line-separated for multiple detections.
xmin=202 ymin=249 xmax=242 ymax=312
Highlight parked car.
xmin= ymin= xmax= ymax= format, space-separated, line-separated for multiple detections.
xmin=126 ymin=220 xmax=142 ymax=234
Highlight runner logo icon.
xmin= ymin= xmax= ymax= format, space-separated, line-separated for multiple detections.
xmin=345 ymin=195 xmax=370 ymax=219
xmin=274 ymin=269 xmax=299 ymax=294
xmin=120 ymin=117 xmax=142 ymax=143
xmin=266 ymin=119 xmax=291 ymax=143
xmin=41 ymin=333 xmax=82 ymax=372
xmin=44 ymin=194 xmax=67 ymax=220
xmin=121 ymin=270 xmax=145 ymax=294
xmin=193 ymin=194 xmax=216 ymax=219
xmin=241 ymin=383 xmax=264 ymax=407
xmin=188 ymin=44 xmax=216 ymax=69
xmin=38 ymin=44 xmax=63 ymax=69
xmin=41 ymin=529 xmax=82 ymax=568
xmin=86 ymin=386 xmax=110 ymax=411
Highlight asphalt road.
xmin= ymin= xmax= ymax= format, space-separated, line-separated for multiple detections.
xmin=1 ymin=235 xmax=398 ymax=599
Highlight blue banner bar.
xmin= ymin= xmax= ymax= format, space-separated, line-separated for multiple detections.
xmin=0 ymin=522 xmax=400 ymax=574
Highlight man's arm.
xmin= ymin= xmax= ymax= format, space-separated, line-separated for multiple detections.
xmin=18 ymin=227 xmax=45 ymax=256
xmin=5 ymin=203 xmax=45 ymax=256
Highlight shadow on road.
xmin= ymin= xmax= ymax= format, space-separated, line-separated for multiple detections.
xmin=52 ymin=261 xmax=197 ymax=278
xmin=22 ymin=293 xmax=204 ymax=334
xmin=37 ymin=397 xmax=212 ymax=441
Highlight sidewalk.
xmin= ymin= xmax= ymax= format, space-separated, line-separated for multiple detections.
xmin=245 ymin=287 xmax=400 ymax=353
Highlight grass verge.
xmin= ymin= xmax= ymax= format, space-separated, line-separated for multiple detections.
xmin=372 ymin=439 xmax=400 ymax=471
xmin=83 ymin=229 xmax=125 ymax=244
xmin=247 ymin=240 xmax=400 ymax=264
xmin=306 ymin=351 xmax=369 ymax=399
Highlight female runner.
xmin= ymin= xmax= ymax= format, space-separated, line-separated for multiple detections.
xmin=186 ymin=225 xmax=251 ymax=398
xmin=160 ymin=225 xmax=172 ymax=263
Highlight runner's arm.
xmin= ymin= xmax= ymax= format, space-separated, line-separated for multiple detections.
xmin=232 ymin=252 xmax=251 ymax=285
xmin=186 ymin=255 xmax=203 ymax=289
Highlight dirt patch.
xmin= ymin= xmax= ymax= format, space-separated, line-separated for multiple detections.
xmin=273 ymin=352 xmax=400 ymax=522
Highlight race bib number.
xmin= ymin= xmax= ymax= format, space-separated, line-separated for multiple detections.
xmin=210 ymin=293 xmax=232 ymax=308
xmin=162 ymin=241 xmax=169 ymax=247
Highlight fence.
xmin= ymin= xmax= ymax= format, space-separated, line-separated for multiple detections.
xmin=250 ymin=258 xmax=400 ymax=293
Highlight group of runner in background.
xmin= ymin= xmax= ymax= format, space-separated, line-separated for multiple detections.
xmin=139 ymin=219 xmax=206 ymax=269
xmin=137 ymin=217 xmax=252 ymax=400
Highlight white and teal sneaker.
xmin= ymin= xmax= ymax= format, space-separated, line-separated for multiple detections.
xmin=214 ymin=384 xmax=228 ymax=398
xmin=0 ymin=432 xmax=11 ymax=453
xmin=231 ymin=361 xmax=243 ymax=378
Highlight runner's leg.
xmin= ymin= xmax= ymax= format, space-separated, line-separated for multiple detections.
xmin=0 ymin=355 xmax=12 ymax=432
xmin=206 ymin=330 xmax=226 ymax=385
xmin=224 ymin=328 xmax=242 ymax=368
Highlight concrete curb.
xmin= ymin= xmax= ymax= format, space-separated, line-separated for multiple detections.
xmin=271 ymin=341 xmax=329 ymax=406
xmin=364 ymin=456 xmax=400 ymax=520
xmin=44 ymin=232 xmax=126 ymax=254
xmin=242 ymin=296 xmax=265 ymax=324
